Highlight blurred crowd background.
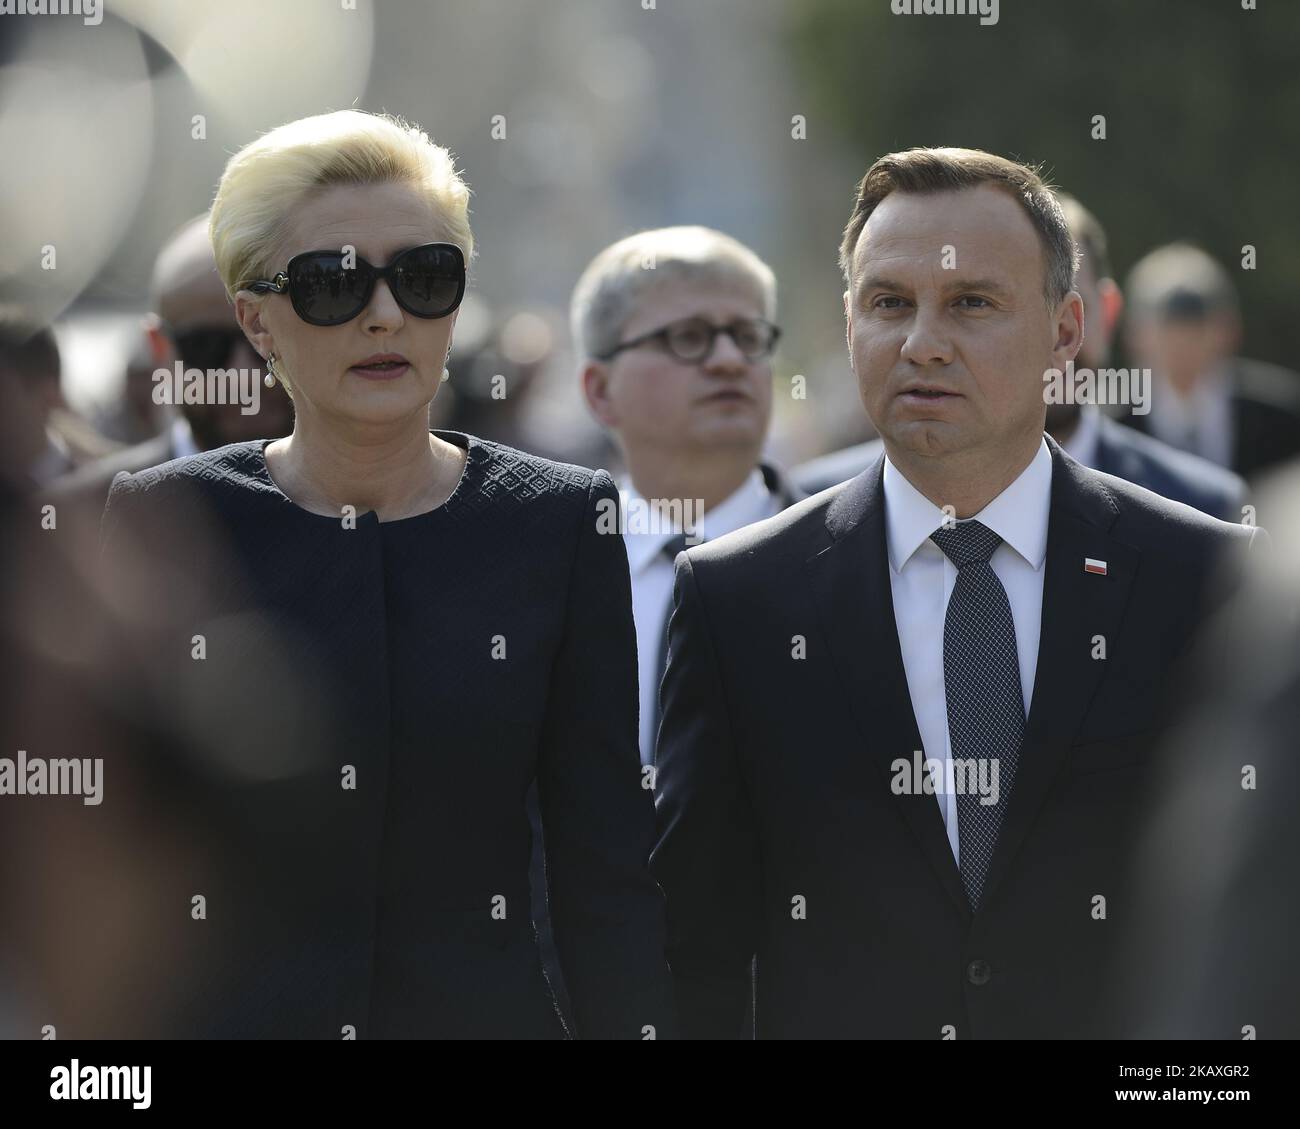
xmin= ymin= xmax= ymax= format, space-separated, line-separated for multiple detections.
xmin=2 ymin=0 xmax=1297 ymax=487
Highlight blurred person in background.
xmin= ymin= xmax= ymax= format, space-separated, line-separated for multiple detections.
xmin=0 ymin=339 xmax=212 ymax=1038
xmin=91 ymin=337 xmax=169 ymax=446
xmin=0 ymin=309 xmax=118 ymax=490
xmin=97 ymin=109 xmax=673 ymax=1039
xmin=53 ymin=215 xmax=294 ymax=512
xmin=1122 ymin=457 xmax=1299 ymax=1038
xmin=1121 ymin=241 xmax=1300 ymax=480
xmin=440 ymin=304 xmax=609 ymax=469
xmin=0 ymin=450 xmax=208 ymax=1040
xmin=794 ymin=198 xmax=1249 ymax=522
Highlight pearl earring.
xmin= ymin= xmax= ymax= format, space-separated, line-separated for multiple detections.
xmin=264 ymin=354 xmax=277 ymax=388
xmin=440 ymin=367 xmax=450 ymax=383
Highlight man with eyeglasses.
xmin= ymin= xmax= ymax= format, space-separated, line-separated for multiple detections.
xmin=53 ymin=214 xmax=294 ymax=511
xmin=573 ymin=225 xmax=804 ymax=766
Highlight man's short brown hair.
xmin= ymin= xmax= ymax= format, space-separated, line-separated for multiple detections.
xmin=839 ymin=147 xmax=1079 ymax=308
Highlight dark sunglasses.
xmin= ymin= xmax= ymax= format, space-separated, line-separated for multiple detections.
xmin=599 ymin=316 xmax=781 ymax=363
xmin=165 ymin=324 xmax=247 ymax=371
xmin=247 ymin=242 xmax=466 ymax=327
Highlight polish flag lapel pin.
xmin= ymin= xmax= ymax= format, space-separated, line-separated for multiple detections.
xmin=1084 ymin=557 xmax=1108 ymax=576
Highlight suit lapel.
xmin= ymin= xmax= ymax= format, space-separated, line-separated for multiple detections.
xmin=803 ymin=458 xmax=970 ymax=915
xmin=979 ymin=438 xmax=1141 ymax=907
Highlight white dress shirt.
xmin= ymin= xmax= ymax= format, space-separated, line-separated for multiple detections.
xmin=883 ymin=439 xmax=1052 ymax=865
xmin=1146 ymin=366 xmax=1233 ymax=469
xmin=625 ymin=468 xmax=780 ymax=764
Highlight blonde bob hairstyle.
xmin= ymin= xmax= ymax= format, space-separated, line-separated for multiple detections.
xmin=208 ymin=109 xmax=473 ymax=300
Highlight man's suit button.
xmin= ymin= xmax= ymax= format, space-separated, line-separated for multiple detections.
xmin=967 ymin=959 xmax=992 ymax=986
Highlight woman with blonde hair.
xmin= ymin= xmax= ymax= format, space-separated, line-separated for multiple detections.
xmin=100 ymin=110 xmax=672 ymax=1039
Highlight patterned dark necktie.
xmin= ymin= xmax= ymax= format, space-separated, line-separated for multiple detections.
xmin=929 ymin=520 xmax=1025 ymax=912
xmin=652 ymin=532 xmax=693 ymax=750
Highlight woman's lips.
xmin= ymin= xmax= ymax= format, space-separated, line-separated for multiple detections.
xmin=350 ymin=360 xmax=411 ymax=381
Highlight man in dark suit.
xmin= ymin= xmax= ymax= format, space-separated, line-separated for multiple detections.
xmin=652 ymin=147 xmax=1264 ymax=1039
xmin=1121 ymin=242 xmax=1300 ymax=481
xmin=794 ymin=197 xmax=1249 ymax=522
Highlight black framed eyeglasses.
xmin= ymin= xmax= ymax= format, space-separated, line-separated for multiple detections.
xmin=246 ymin=242 xmax=466 ymax=327
xmin=598 ymin=316 xmax=781 ymax=363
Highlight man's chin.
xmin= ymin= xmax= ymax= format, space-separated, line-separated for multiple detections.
xmin=689 ymin=413 xmax=766 ymax=448
xmin=883 ymin=419 xmax=967 ymax=458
